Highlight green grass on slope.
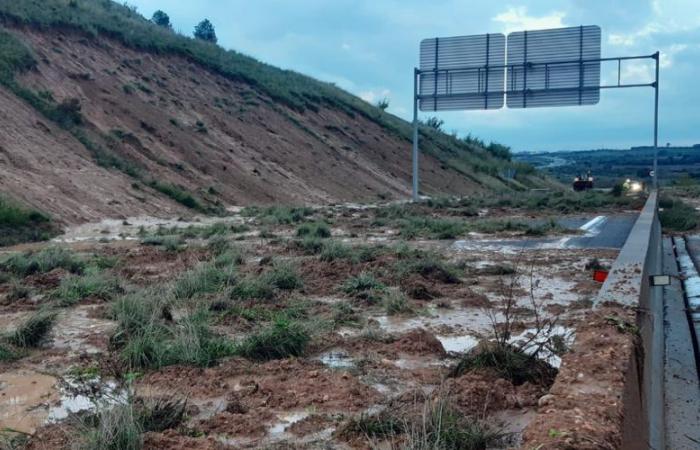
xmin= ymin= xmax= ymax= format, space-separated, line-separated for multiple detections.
xmin=0 ymin=195 xmax=59 ymax=246
xmin=0 ymin=0 xmax=545 ymax=192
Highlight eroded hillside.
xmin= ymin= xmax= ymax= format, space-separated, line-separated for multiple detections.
xmin=0 ymin=0 xmax=551 ymax=227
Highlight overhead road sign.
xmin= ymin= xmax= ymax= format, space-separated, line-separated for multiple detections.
xmin=506 ymin=25 xmax=601 ymax=108
xmin=418 ymin=33 xmax=505 ymax=111
xmin=411 ymin=25 xmax=660 ymax=201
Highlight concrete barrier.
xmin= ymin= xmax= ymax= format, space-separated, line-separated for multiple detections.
xmin=596 ymin=191 xmax=663 ymax=449
xmin=522 ymin=192 xmax=663 ymax=449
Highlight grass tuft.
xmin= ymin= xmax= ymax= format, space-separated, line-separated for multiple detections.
xmin=296 ymin=221 xmax=331 ymax=238
xmin=172 ymin=262 xmax=235 ymax=300
xmin=53 ymin=270 xmax=122 ymax=306
xmin=1 ymin=246 xmax=84 ymax=277
xmin=7 ymin=310 xmax=57 ymax=348
xmin=236 ymin=318 xmax=309 ymax=360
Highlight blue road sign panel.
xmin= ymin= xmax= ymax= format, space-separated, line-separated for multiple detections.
xmin=506 ymin=25 xmax=601 ymax=108
xmin=419 ymin=33 xmax=505 ymax=111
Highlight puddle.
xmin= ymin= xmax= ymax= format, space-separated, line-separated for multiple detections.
xmin=268 ymin=411 xmax=310 ymax=439
xmin=48 ymin=377 xmax=125 ymax=422
xmin=316 ymin=349 xmax=355 ymax=369
xmin=0 ymin=370 xmax=124 ymax=434
xmin=0 ymin=370 xmax=58 ymax=434
xmin=373 ymin=306 xmax=492 ymax=335
xmin=436 ymin=334 xmax=479 ymax=353
xmin=0 ymin=371 xmax=124 ymax=433
xmin=509 ymin=326 xmax=575 ymax=368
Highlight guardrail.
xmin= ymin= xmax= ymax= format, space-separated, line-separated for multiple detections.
xmin=595 ymin=190 xmax=663 ymax=449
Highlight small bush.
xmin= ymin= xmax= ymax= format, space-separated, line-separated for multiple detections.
xmin=242 ymin=206 xmax=312 ymax=225
xmin=53 ymin=270 xmax=122 ymax=306
xmin=296 ymin=221 xmax=331 ymax=238
xmin=2 ymin=247 xmax=84 ymax=277
xmin=236 ymin=319 xmax=309 ymax=360
xmin=450 ymin=343 xmax=557 ymax=386
xmin=660 ymin=197 xmax=699 ymax=232
xmin=7 ymin=310 xmax=57 ymax=348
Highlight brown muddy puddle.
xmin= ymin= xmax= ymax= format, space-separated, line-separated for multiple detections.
xmin=0 ymin=370 xmax=123 ymax=434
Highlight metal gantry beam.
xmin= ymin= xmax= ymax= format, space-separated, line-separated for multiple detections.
xmin=411 ymin=25 xmax=660 ymax=201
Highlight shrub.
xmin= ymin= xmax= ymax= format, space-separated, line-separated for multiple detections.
xmin=2 ymin=246 xmax=84 ymax=277
xmin=450 ymin=343 xmax=557 ymax=386
xmin=78 ymin=400 xmax=143 ymax=450
xmin=7 ymin=310 xmax=57 ymax=348
xmin=296 ymin=221 xmax=331 ymax=238
xmin=236 ymin=318 xmax=309 ymax=360
xmin=660 ymin=197 xmax=698 ymax=232
xmin=0 ymin=195 xmax=57 ymax=246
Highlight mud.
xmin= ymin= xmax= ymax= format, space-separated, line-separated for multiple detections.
xmin=0 ymin=200 xmax=628 ymax=449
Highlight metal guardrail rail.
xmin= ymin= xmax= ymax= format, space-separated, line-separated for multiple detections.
xmin=595 ymin=191 xmax=663 ymax=450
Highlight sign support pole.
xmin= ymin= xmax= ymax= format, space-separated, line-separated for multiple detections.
xmin=412 ymin=68 xmax=419 ymax=202
xmin=653 ymin=51 xmax=660 ymax=190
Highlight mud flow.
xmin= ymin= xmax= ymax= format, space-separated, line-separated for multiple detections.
xmin=0 ymin=202 xmax=623 ymax=449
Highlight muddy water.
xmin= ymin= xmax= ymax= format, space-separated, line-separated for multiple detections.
xmin=54 ymin=215 xmax=248 ymax=243
xmin=0 ymin=370 xmax=58 ymax=434
xmin=0 ymin=370 xmax=124 ymax=434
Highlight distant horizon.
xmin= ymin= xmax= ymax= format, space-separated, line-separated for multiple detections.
xmin=515 ymin=143 xmax=700 ymax=154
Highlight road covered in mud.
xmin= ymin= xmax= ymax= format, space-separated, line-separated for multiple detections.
xmin=0 ymin=195 xmax=641 ymax=449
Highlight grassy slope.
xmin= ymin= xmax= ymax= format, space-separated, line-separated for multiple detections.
xmin=0 ymin=0 xmax=551 ymax=195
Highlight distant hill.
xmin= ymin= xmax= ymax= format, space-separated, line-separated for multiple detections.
xmin=0 ymin=0 xmax=552 ymax=225
xmin=515 ymin=146 xmax=700 ymax=187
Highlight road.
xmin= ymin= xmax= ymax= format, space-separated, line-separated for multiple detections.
xmin=453 ymin=213 xmax=639 ymax=252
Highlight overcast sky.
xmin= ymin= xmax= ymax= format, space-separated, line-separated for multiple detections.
xmin=128 ymin=0 xmax=699 ymax=152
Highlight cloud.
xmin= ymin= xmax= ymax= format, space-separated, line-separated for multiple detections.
xmin=359 ymin=88 xmax=391 ymax=104
xmin=492 ymin=6 xmax=566 ymax=33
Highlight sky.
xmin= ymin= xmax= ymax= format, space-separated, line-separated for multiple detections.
xmin=127 ymin=0 xmax=699 ymax=152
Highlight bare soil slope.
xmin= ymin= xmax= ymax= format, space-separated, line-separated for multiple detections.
xmin=0 ymin=1 xmax=549 ymax=226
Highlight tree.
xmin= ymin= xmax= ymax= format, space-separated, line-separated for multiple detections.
xmin=376 ymin=98 xmax=389 ymax=111
xmin=194 ymin=19 xmax=217 ymax=43
xmin=151 ymin=10 xmax=171 ymax=29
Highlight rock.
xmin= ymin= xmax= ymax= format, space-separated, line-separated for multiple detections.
xmin=538 ymin=394 xmax=554 ymax=407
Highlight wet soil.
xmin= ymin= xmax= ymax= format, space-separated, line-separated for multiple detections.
xmin=0 ymin=203 xmax=625 ymax=448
